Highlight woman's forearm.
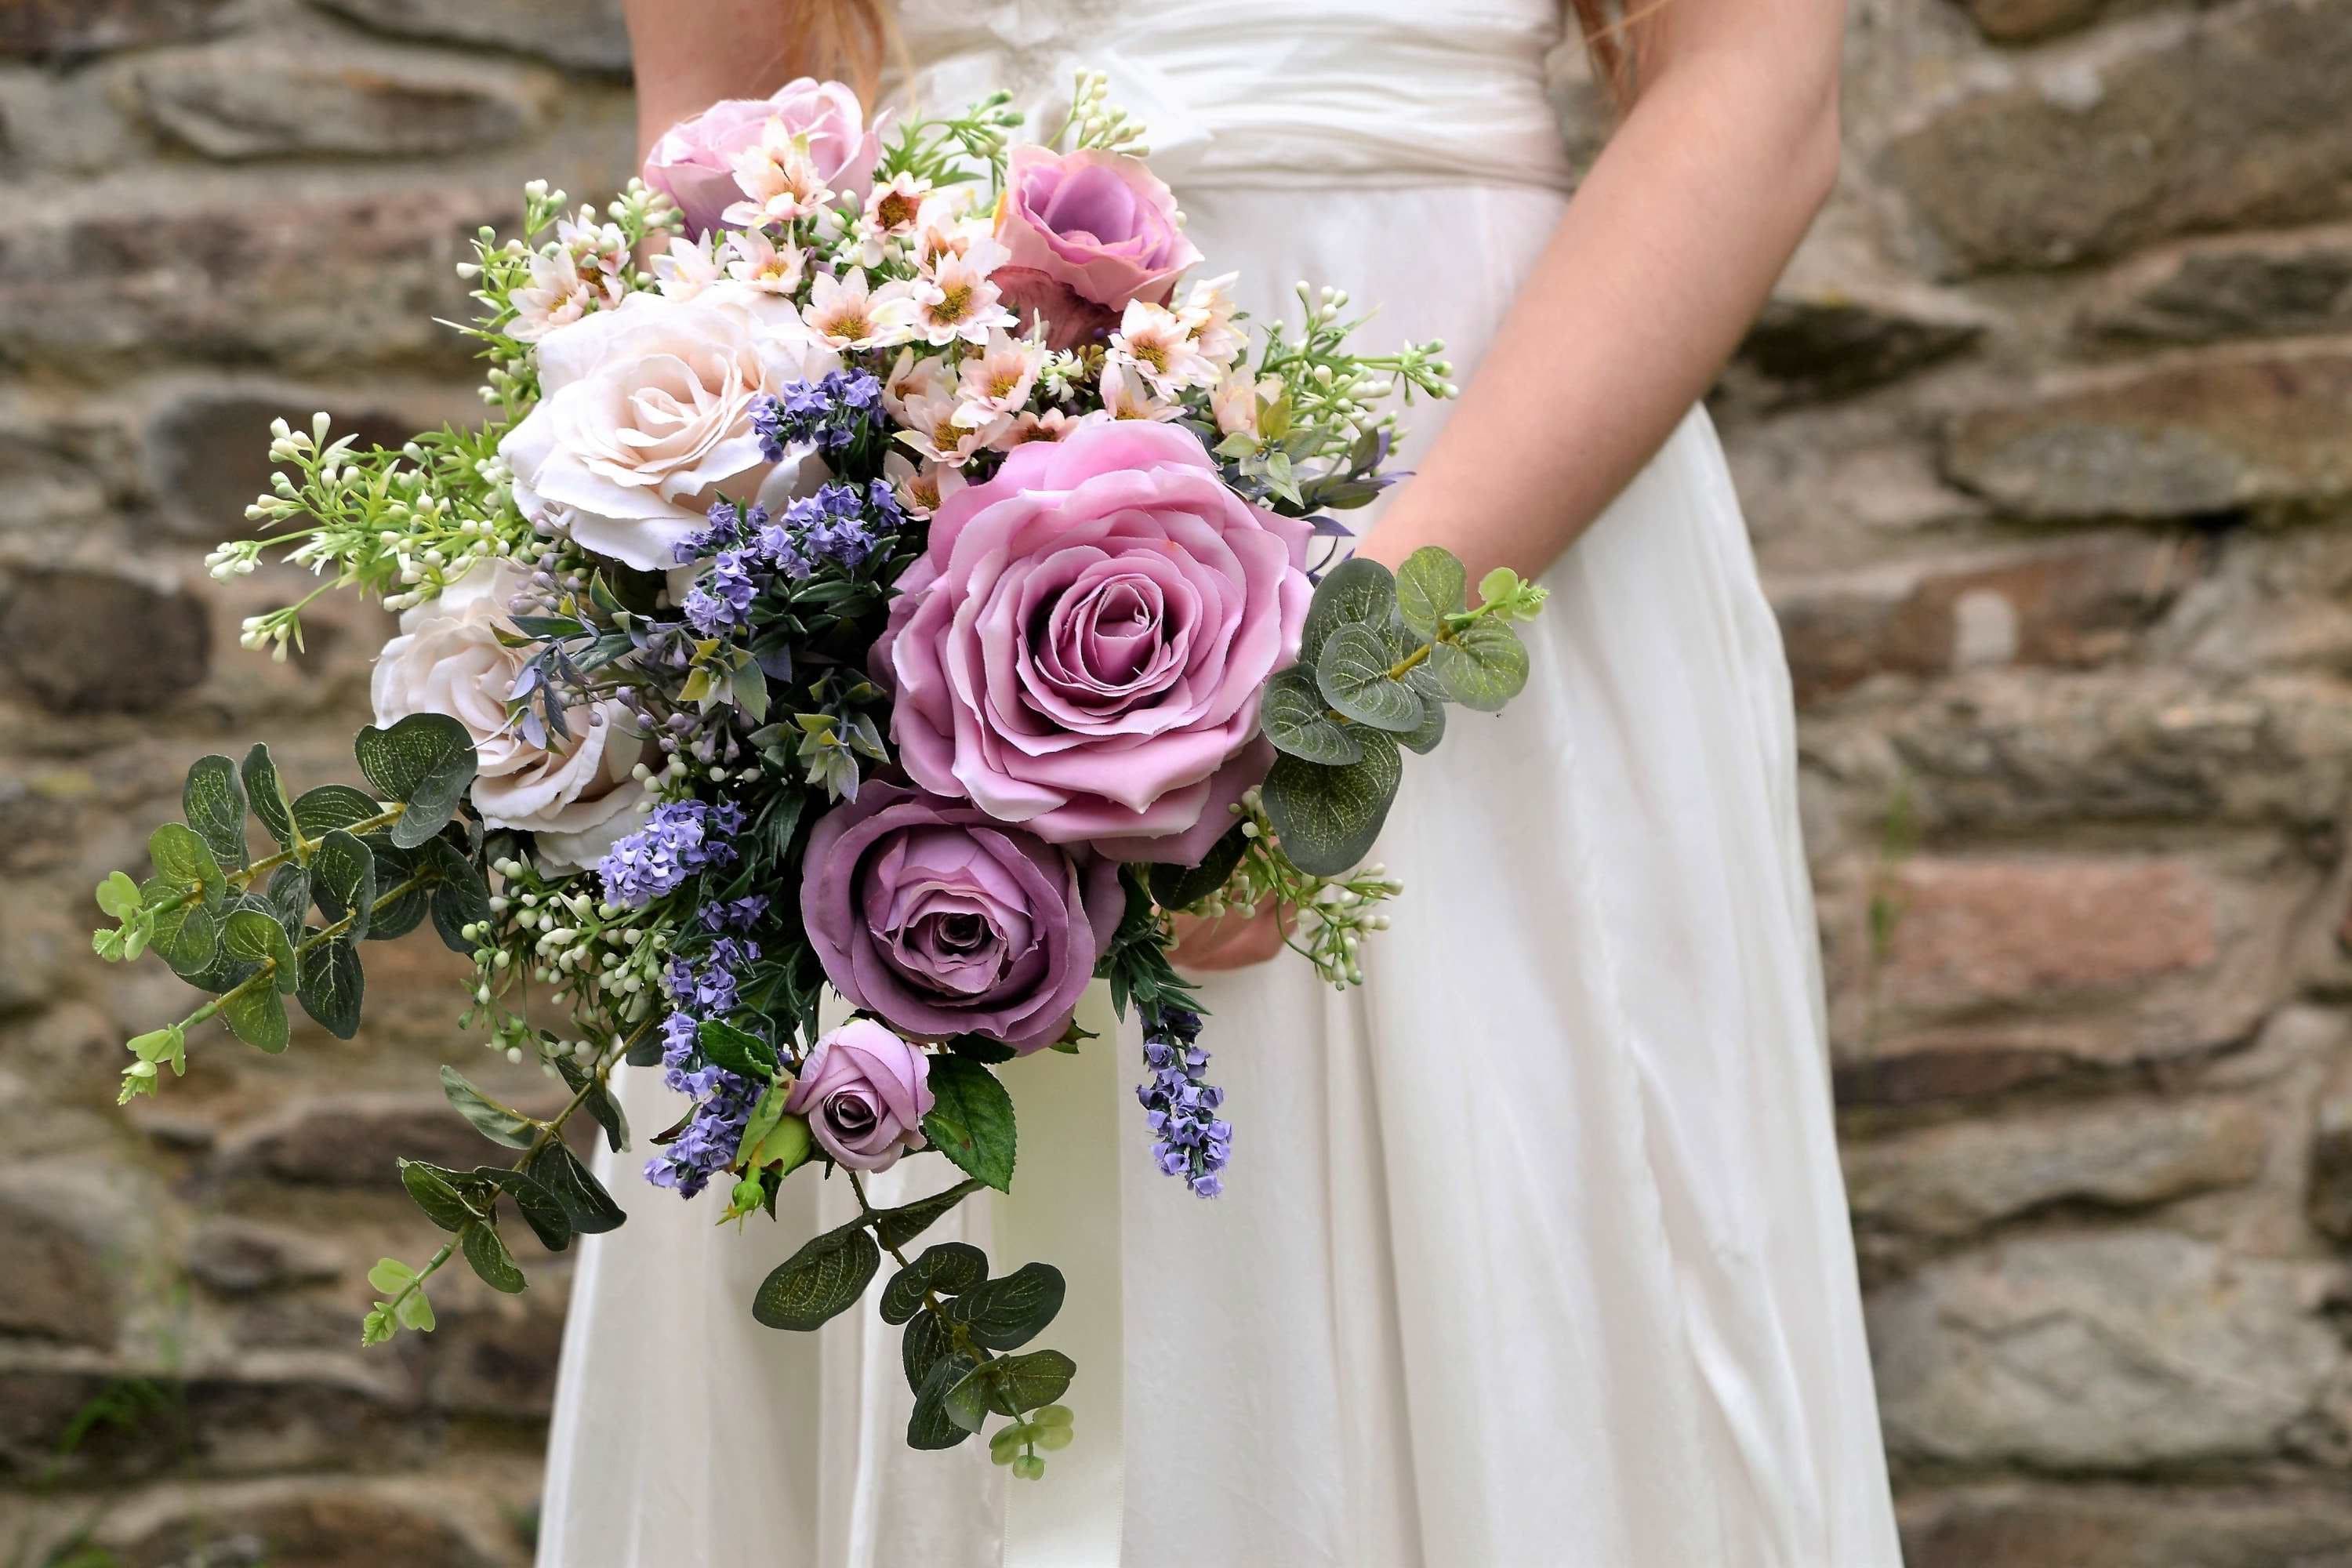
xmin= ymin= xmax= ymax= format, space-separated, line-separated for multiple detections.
xmin=1359 ymin=5 xmax=1844 ymax=582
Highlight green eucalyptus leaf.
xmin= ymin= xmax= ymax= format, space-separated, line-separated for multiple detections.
xmin=1395 ymin=546 xmax=1468 ymax=641
xmin=423 ymin=839 xmax=492 ymax=956
xmin=960 ymin=1348 xmax=1076 ymax=1421
xmin=296 ymin=937 xmax=365 ymax=1039
xmin=241 ymin=743 xmax=299 ymax=854
xmin=440 ymin=1065 xmax=539 ymax=1149
xmin=220 ymin=908 xmax=298 ymax=993
xmin=394 ymin=1288 xmax=436 ymax=1333
xmin=264 ymin=864 xmax=311 ymax=931
xmin=182 ymin=754 xmax=250 ymax=869
xmin=1258 ymin=664 xmax=1362 ymax=767
xmin=880 ymin=1240 xmax=989 ymax=1326
xmin=1298 ymin=556 xmax=1398 ymax=667
xmin=1316 ymin=622 xmax=1426 ymax=733
xmin=753 ymin=1224 xmax=880 ymax=1331
xmin=472 ymin=1164 xmax=574 ymax=1253
xmin=907 ymin=1349 xmax=982 ymax=1450
xmin=873 ymin=1178 xmax=985 ymax=1252
xmin=149 ymin=901 xmax=220 ymax=978
xmin=399 ymin=1159 xmax=484 ymax=1232
xmin=366 ymin=1258 xmax=415 ymax=1294
xmin=220 ymin=985 xmax=289 ymax=1054
xmin=901 ymin=1305 xmax=954 ymax=1394
xmin=1396 ymin=696 xmax=1448 ymax=756
xmin=1428 ymin=618 xmax=1530 ymax=713
xmin=292 ymin=783 xmax=383 ymax=839
xmin=1260 ymin=731 xmax=1403 ymax=878
xmin=355 ymin=713 xmax=477 ymax=848
xmin=310 ymin=829 xmax=376 ymax=941
xmin=920 ymin=1057 xmax=1017 ymax=1193
xmin=948 ymin=1262 xmax=1065 ymax=1351
xmin=150 ymin=822 xmax=226 ymax=907
xmin=525 ymin=1141 xmax=626 ymax=1234
xmin=555 ymin=1055 xmax=628 ymax=1153
xmin=460 ymin=1221 xmax=527 ymax=1294
xmin=363 ymin=841 xmax=431 ymax=942
xmin=1146 ymin=822 xmax=1253 ymax=911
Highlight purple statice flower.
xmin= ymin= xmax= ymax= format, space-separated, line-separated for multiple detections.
xmin=644 ymin=1011 xmax=759 ymax=1198
xmin=752 ymin=369 xmax=886 ymax=463
xmin=682 ymin=547 xmax=760 ymax=635
xmin=784 ymin=483 xmax=881 ymax=571
xmin=701 ymin=893 xmax=770 ymax=933
xmin=1136 ymin=1003 xmax=1230 ymax=1198
xmin=595 ymin=798 xmax=742 ymax=909
xmin=673 ymin=499 xmax=763 ymax=566
xmin=751 ymin=517 xmax=812 ymax=579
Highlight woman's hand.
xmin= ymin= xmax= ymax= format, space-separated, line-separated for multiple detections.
xmin=1169 ymin=906 xmax=1290 ymax=973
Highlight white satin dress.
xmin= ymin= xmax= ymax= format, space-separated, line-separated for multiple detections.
xmin=538 ymin=5 xmax=1906 ymax=1565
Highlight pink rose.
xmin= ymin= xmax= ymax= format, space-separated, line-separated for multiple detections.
xmin=782 ymin=1019 xmax=934 ymax=1173
xmin=995 ymin=146 xmax=1203 ymax=320
xmin=643 ymin=78 xmax=880 ymax=238
xmin=877 ymin=420 xmax=1312 ymax=862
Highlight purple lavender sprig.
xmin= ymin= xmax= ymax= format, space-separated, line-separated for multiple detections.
xmin=751 ymin=369 xmax=885 ymax=462
xmin=594 ymin=797 xmax=741 ymax=909
xmin=643 ymin=932 xmax=768 ymax=1199
xmin=1137 ymin=1002 xmax=1231 ymax=1198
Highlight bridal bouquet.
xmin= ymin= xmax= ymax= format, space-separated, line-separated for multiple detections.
xmin=93 ymin=73 xmax=1544 ymax=1474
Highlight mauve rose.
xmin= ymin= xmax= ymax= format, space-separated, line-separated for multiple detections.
xmin=783 ymin=1019 xmax=934 ymax=1172
xmin=876 ymin=420 xmax=1312 ymax=862
xmin=644 ymin=78 xmax=880 ymax=238
xmin=800 ymin=784 xmax=1123 ymax=1052
xmin=995 ymin=145 xmax=1202 ymax=317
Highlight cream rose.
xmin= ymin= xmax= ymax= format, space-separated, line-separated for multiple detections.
xmin=499 ymin=288 xmax=839 ymax=572
xmin=370 ymin=561 xmax=644 ymax=870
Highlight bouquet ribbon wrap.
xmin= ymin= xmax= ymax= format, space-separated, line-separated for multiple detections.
xmin=996 ymin=985 xmax=1128 ymax=1564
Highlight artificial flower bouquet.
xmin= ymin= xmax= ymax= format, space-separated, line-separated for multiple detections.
xmin=93 ymin=72 xmax=1545 ymax=1472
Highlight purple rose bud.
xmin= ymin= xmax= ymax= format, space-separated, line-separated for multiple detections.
xmin=783 ymin=1019 xmax=935 ymax=1172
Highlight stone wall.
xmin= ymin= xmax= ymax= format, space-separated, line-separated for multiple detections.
xmin=3 ymin=0 xmax=2350 ymax=1563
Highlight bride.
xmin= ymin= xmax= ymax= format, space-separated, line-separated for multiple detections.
xmin=538 ymin=1 xmax=1905 ymax=1563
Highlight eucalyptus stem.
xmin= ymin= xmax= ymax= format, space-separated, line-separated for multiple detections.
xmin=166 ymin=869 xmax=437 ymax=1036
xmin=846 ymin=1169 xmax=990 ymax=1367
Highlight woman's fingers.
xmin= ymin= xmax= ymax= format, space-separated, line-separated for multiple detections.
xmin=1168 ymin=906 xmax=1290 ymax=972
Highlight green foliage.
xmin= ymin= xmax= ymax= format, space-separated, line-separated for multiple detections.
xmin=1145 ymin=823 xmax=1252 ymax=911
xmin=1394 ymin=546 xmax=1466 ymax=640
xmin=872 ymin=1178 xmax=985 ymax=1251
xmin=296 ymin=938 xmax=365 ymax=1038
xmin=880 ymin=1241 xmax=989 ymax=1325
xmin=441 ymin=1065 xmax=539 ymax=1149
xmin=356 ymin=713 xmax=475 ymax=848
xmin=920 ymin=1056 xmax=1018 ymax=1192
xmin=461 ymin=1221 xmax=528 ymax=1294
xmin=697 ymin=1018 xmax=780 ymax=1079
xmin=182 ymin=754 xmax=251 ymax=869
xmin=1259 ymin=664 xmax=1363 ymax=765
xmin=1262 ymin=734 xmax=1403 ymax=878
xmin=753 ymin=1224 xmax=883 ymax=1330
xmin=946 ymin=1262 xmax=1066 ymax=1351
xmin=241 ymin=743 xmax=299 ymax=852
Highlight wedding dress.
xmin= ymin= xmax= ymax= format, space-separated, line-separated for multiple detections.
xmin=537 ymin=3 xmax=1906 ymax=1564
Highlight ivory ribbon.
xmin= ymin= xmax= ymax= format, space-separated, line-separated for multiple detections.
xmin=993 ymin=982 xmax=1127 ymax=1567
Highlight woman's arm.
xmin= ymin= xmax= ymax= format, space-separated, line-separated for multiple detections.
xmin=1357 ymin=0 xmax=1845 ymax=581
xmin=625 ymin=0 xmax=824 ymax=158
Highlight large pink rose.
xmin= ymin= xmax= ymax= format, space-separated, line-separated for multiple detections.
xmin=995 ymin=146 xmax=1203 ymax=318
xmin=876 ymin=421 xmax=1312 ymax=862
xmin=643 ymin=78 xmax=879 ymax=238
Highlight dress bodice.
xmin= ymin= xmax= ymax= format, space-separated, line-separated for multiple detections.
xmin=895 ymin=0 xmax=1576 ymax=193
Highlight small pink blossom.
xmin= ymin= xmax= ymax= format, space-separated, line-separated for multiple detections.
xmin=801 ymin=268 xmax=916 ymax=350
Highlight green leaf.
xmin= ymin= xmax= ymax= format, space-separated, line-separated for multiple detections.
xmin=880 ymin=1241 xmax=989 ymax=1326
xmin=1428 ymin=618 xmax=1530 ymax=713
xmin=472 ymin=1165 xmax=574 ymax=1253
xmin=394 ymin=1287 xmax=436 ymax=1333
xmin=740 ymin=1106 xmax=812 ymax=1181
xmin=148 ymin=822 xmax=225 ymax=906
xmin=948 ymin=1036 xmax=1020 ymax=1066
xmin=366 ymin=1258 xmax=416 ymax=1294
xmin=873 ymin=1178 xmax=985 ymax=1251
xmin=365 ymin=842 xmax=430 ymax=942
xmin=440 ymin=1065 xmax=539 ymax=1149
xmin=461 ymin=1221 xmax=528 ymax=1294
xmin=360 ymin=1305 xmax=397 ymax=1346
xmin=292 ymin=783 xmax=383 ymax=839
xmin=1396 ymin=546 xmax=1468 ymax=641
xmin=697 ymin=1018 xmax=779 ymax=1080
xmin=959 ymin=1348 xmax=1076 ymax=1421
xmin=1146 ymin=822 xmax=1253 ymax=911
xmin=752 ymin=1224 xmax=881 ymax=1330
xmin=555 ymin=1055 xmax=628 ymax=1153
xmin=949 ymin=1262 xmax=1065 ymax=1351
xmin=1396 ymin=696 xmax=1448 ymax=756
xmin=1260 ymin=731 xmax=1403 ymax=878
xmin=241 ymin=743 xmax=299 ymax=854
xmin=399 ymin=1159 xmax=484 ymax=1232
xmin=220 ymin=908 xmax=298 ymax=994
xmin=1259 ymin=664 xmax=1362 ymax=767
xmin=920 ymin=1057 xmax=1017 ymax=1193
xmin=1298 ymin=555 xmax=1397 ymax=667
xmin=96 ymin=870 xmax=143 ymax=920
xmin=356 ymin=713 xmax=477 ymax=848
xmin=901 ymin=1302 xmax=956 ymax=1395
xmin=907 ymin=1349 xmax=982 ymax=1450
xmin=1316 ymin=622 xmax=1426 ymax=732
xmin=423 ymin=839 xmax=492 ymax=956
xmin=310 ymin=829 xmax=376 ymax=941
xmin=525 ymin=1142 xmax=626 ymax=1235
xmin=295 ymin=938 xmax=365 ymax=1039
xmin=183 ymin=754 xmax=250 ymax=870
xmin=149 ymin=902 xmax=220 ymax=979
xmin=264 ymin=864 xmax=311 ymax=931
